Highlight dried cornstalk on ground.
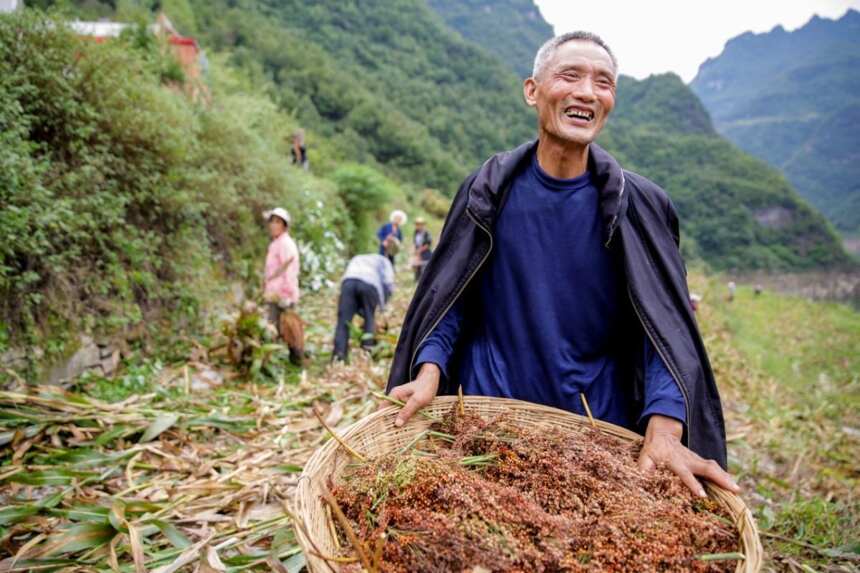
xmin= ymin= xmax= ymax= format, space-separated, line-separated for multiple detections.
xmin=331 ymin=407 xmax=741 ymax=573
xmin=0 ymin=276 xmax=413 ymax=572
xmin=0 ymin=355 xmax=386 ymax=571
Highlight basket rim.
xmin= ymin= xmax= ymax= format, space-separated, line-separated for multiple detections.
xmin=293 ymin=395 xmax=763 ymax=573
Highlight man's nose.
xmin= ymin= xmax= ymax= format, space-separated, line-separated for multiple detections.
xmin=572 ymin=77 xmax=597 ymax=102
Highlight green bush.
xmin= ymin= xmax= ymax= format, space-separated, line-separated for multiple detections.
xmin=420 ymin=188 xmax=452 ymax=219
xmin=331 ymin=164 xmax=398 ymax=254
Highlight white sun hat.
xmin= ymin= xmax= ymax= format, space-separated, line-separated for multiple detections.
xmin=264 ymin=207 xmax=291 ymax=226
xmin=390 ymin=209 xmax=408 ymax=224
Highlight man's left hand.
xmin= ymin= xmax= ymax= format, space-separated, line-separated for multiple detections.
xmin=638 ymin=414 xmax=740 ymax=497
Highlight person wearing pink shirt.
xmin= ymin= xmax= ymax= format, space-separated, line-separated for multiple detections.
xmin=263 ymin=207 xmax=303 ymax=364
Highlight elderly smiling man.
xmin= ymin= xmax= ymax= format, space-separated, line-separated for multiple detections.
xmin=386 ymin=32 xmax=738 ymax=497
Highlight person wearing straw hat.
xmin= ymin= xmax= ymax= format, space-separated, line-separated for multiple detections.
xmin=263 ymin=207 xmax=304 ymax=364
xmin=377 ymin=210 xmax=407 ymax=265
xmin=385 ymin=32 xmax=737 ymax=498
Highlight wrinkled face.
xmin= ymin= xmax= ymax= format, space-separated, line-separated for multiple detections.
xmin=268 ymin=216 xmax=286 ymax=239
xmin=524 ymin=40 xmax=617 ymax=147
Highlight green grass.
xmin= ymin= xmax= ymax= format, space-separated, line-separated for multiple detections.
xmin=690 ymin=272 xmax=860 ymax=569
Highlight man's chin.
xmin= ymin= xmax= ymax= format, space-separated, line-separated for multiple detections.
xmin=553 ymin=129 xmax=597 ymax=147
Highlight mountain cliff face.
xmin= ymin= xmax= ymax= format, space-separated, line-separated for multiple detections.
xmin=691 ymin=9 xmax=860 ymax=237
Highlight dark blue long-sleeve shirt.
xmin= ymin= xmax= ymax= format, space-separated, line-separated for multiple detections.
xmin=416 ymin=151 xmax=685 ymax=429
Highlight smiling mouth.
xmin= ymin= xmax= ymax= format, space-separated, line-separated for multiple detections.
xmin=564 ymin=107 xmax=595 ymax=122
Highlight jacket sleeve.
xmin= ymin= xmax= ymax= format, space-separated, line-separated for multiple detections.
xmin=663 ymin=195 xmax=689 ymax=279
xmin=385 ymin=169 xmax=480 ymax=392
xmin=665 ymin=198 xmax=680 ymax=248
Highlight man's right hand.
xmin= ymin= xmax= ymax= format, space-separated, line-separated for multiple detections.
xmin=389 ymin=363 xmax=441 ymax=427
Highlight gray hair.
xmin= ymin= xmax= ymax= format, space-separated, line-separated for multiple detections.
xmin=532 ymin=31 xmax=618 ymax=79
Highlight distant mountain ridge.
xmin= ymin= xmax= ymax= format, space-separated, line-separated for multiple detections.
xmin=691 ymin=9 xmax=860 ymax=238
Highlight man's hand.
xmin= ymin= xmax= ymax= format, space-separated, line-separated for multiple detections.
xmin=389 ymin=363 xmax=441 ymax=427
xmin=638 ymin=414 xmax=739 ymax=497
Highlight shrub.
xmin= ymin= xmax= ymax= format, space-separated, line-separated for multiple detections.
xmin=331 ymin=164 xmax=398 ymax=254
xmin=420 ymin=188 xmax=451 ymax=219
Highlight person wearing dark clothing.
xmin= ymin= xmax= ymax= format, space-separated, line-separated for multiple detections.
xmin=415 ymin=154 xmax=685 ymax=430
xmin=386 ymin=32 xmax=737 ymax=498
xmin=377 ymin=210 xmax=406 ymax=265
xmin=411 ymin=217 xmax=433 ymax=282
xmin=333 ymin=254 xmax=395 ymax=361
xmin=291 ymin=129 xmax=308 ymax=170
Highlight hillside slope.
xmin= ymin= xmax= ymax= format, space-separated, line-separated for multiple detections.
xmin=0 ymin=11 xmax=354 ymax=373
xmin=426 ymin=0 xmax=553 ymax=78
xmin=191 ymin=0 xmax=536 ymax=191
xmin=691 ymin=10 xmax=860 ymax=236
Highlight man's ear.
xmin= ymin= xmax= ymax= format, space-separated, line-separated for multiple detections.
xmin=523 ymin=77 xmax=538 ymax=108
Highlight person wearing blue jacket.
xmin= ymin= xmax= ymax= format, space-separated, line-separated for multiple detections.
xmin=377 ymin=210 xmax=407 ymax=265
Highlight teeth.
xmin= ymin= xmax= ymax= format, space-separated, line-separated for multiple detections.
xmin=565 ymin=109 xmax=593 ymax=121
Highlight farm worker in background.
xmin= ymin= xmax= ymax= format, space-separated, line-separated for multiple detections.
xmin=727 ymin=281 xmax=736 ymax=302
xmin=332 ymin=254 xmax=395 ymax=362
xmin=386 ymin=31 xmax=738 ymax=498
xmin=377 ymin=210 xmax=407 ymax=265
xmin=263 ymin=207 xmax=304 ymax=365
xmin=291 ymin=129 xmax=309 ymax=170
xmin=411 ymin=217 xmax=433 ymax=282
xmin=689 ymin=293 xmax=703 ymax=312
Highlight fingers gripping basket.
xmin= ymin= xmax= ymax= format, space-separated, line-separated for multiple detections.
xmin=293 ymin=396 xmax=763 ymax=572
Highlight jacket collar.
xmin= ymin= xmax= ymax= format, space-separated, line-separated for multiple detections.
xmin=466 ymin=139 xmax=628 ymax=245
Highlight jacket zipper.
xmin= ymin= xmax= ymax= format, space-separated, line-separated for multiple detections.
xmin=627 ymin=284 xmax=692 ymax=448
xmin=408 ymin=208 xmax=494 ymax=377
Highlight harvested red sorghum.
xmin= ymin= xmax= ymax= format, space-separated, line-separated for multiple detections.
xmin=329 ymin=406 xmax=740 ymax=572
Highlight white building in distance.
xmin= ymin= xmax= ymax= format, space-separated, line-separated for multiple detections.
xmin=0 ymin=0 xmax=24 ymax=13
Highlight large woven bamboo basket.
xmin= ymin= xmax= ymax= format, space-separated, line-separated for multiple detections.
xmin=294 ymin=395 xmax=763 ymax=572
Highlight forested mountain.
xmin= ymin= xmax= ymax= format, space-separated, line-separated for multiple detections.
xmin=192 ymin=0 xmax=537 ymax=191
xmin=603 ymin=74 xmax=848 ymax=269
xmin=691 ymin=10 xmax=860 ymax=237
xmin=426 ymin=0 xmax=553 ymax=78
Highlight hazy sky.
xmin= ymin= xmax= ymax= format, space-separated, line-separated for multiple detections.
xmin=534 ymin=0 xmax=860 ymax=82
